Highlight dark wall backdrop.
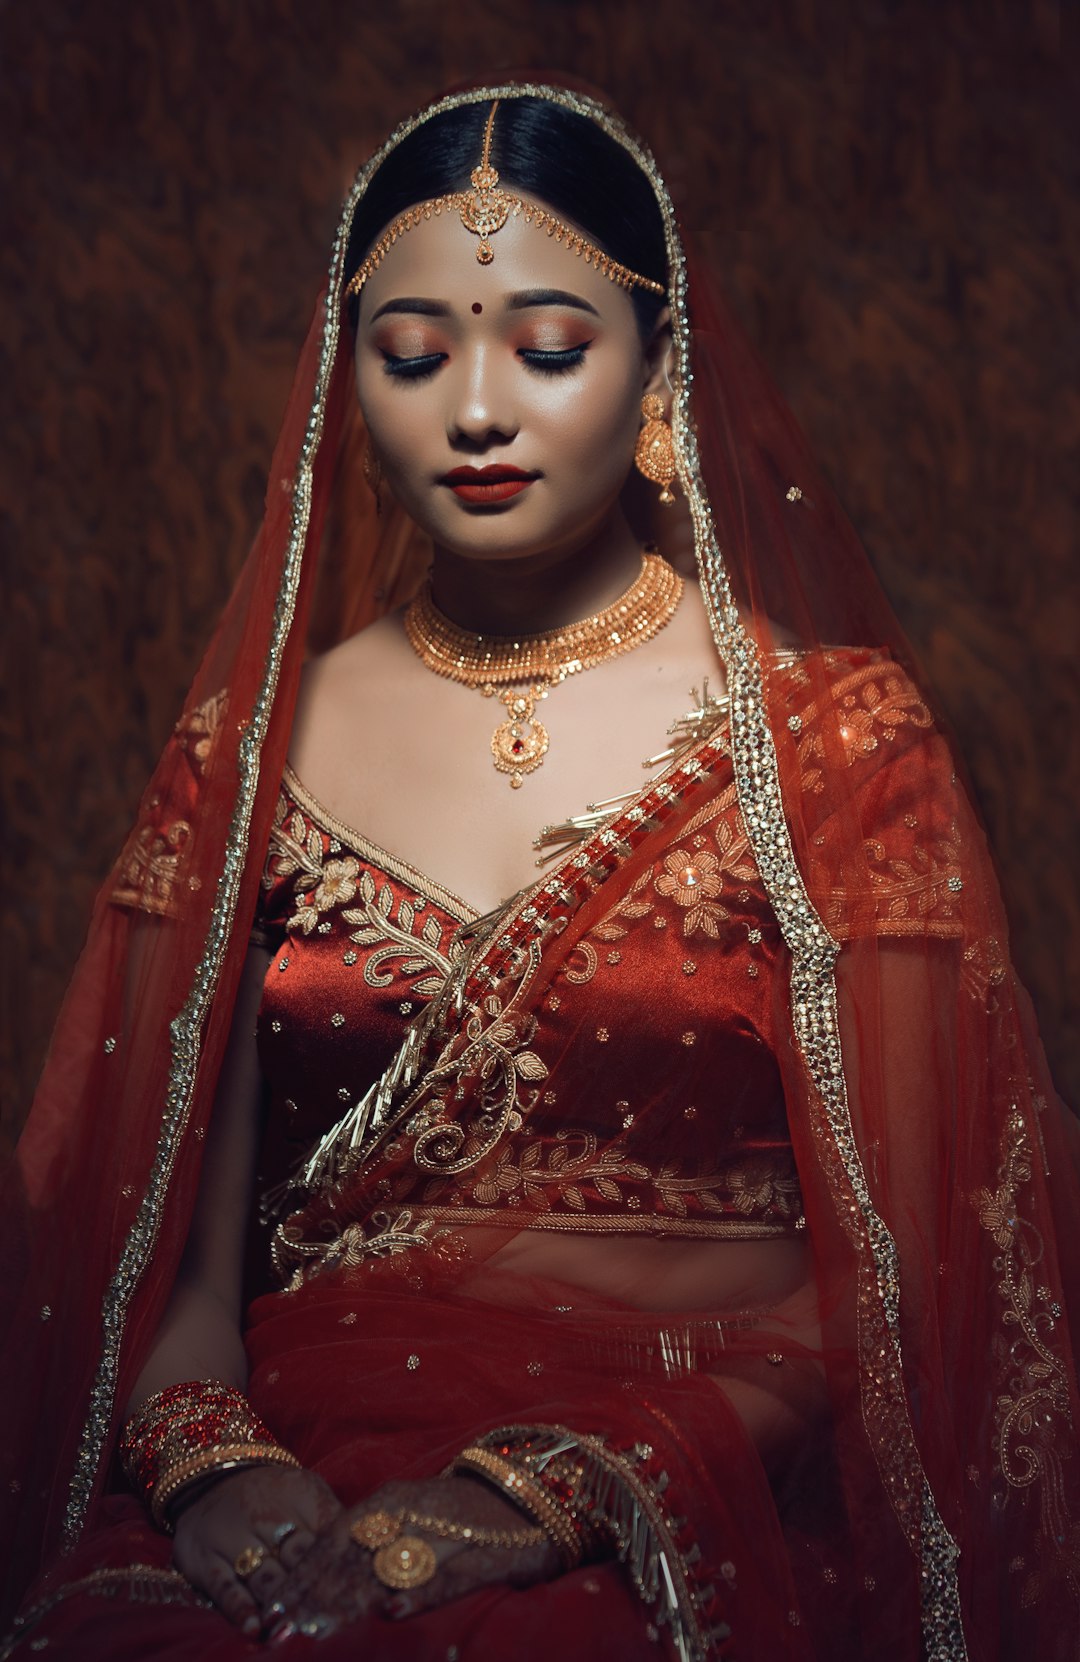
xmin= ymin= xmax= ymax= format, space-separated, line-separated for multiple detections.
xmin=2 ymin=0 xmax=1075 ymax=1146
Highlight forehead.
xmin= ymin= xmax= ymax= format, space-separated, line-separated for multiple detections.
xmin=355 ymin=197 xmax=638 ymax=324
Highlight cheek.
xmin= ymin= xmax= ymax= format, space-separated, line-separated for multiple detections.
xmin=355 ymin=377 xmax=429 ymax=481
xmin=544 ymin=360 xmax=641 ymax=479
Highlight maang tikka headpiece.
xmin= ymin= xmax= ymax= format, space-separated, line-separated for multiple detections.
xmin=345 ymin=98 xmax=666 ymax=301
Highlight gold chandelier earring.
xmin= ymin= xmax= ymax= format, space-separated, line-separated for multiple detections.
xmin=633 ymin=394 xmax=677 ymax=505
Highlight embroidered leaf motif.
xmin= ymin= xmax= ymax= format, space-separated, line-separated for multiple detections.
xmin=423 ymin=915 xmax=443 ymax=947
xmin=562 ymin=1186 xmax=585 ymax=1211
xmin=514 ymin=1052 xmax=548 ymax=1081
xmin=593 ymin=1176 xmax=622 ymax=1203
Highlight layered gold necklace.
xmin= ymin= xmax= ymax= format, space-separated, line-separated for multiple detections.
xmin=404 ymin=550 xmax=684 ymax=788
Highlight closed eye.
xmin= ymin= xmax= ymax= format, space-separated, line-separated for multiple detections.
xmin=380 ymin=351 xmax=447 ymax=381
xmin=519 ymin=344 xmax=591 ymax=376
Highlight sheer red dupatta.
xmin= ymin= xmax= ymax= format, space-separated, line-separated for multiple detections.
xmin=685 ymin=267 xmax=1080 ymax=1651
xmin=0 ymin=83 xmax=1076 ymax=1662
xmin=0 ymin=298 xmax=356 ymax=1612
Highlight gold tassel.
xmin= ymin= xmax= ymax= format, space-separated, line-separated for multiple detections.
xmin=477 ymin=1425 xmax=718 ymax=1662
xmin=641 ymin=679 xmax=730 ymax=770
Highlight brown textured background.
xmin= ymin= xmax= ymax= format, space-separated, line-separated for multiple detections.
xmin=2 ymin=0 xmax=1075 ymax=1145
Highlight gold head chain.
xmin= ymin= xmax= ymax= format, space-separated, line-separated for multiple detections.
xmin=345 ymin=99 xmax=666 ymax=300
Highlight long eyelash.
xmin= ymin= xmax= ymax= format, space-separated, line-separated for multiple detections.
xmin=381 ymin=352 xmax=446 ymax=381
xmin=519 ymin=345 xmax=590 ymax=376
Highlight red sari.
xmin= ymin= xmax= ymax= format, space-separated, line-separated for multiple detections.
xmin=2 ymin=82 xmax=1078 ymax=1662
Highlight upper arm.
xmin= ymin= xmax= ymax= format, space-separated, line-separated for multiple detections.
xmin=177 ymin=942 xmax=272 ymax=1320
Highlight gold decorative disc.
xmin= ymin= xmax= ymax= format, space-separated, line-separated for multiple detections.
xmin=372 ymin=1535 xmax=438 ymax=1589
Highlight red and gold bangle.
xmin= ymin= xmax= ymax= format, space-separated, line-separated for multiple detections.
xmin=451 ymin=1446 xmax=583 ymax=1568
xmin=120 ymin=1380 xmax=294 ymax=1530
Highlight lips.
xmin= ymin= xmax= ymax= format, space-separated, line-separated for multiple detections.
xmin=441 ymin=464 xmax=539 ymax=505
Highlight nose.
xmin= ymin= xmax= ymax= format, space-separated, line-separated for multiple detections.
xmin=447 ymin=343 xmax=518 ymax=452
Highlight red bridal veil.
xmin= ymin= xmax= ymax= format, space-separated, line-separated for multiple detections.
xmin=2 ymin=82 xmax=1077 ymax=1662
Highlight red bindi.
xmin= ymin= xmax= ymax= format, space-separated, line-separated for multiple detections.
xmin=471 ymin=302 xmax=483 ymax=314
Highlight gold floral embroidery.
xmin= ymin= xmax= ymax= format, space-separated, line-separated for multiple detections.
xmin=173 ymin=690 xmax=228 ymax=770
xmin=262 ymin=793 xmax=324 ymax=897
xmin=110 ymin=691 xmax=227 ymax=916
xmin=0 ymin=1565 xmax=204 ymax=1659
xmin=961 ymin=937 xmax=1007 ymax=1002
xmin=407 ymin=992 xmax=551 ymax=1179
xmin=819 ymin=826 xmax=965 ymax=940
xmin=111 ymin=819 xmax=193 ymax=917
xmin=412 ymin=1131 xmax=802 ymax=1228
xmin=727 ymin=1155 xmax=803 ymax=1218
xmin=795 ymin=661 xmax=933 ymax=794
xmin=592 ymin=781 xmax=761 ymax=946
xmin=342 ymin=871 xmax=457 ymax=996
xmin=973 ymin=1108 xmax=1076 ymax=1607
xmin=654 ymin=848 xmax=729 ymax=936
xmin=592 ymin=865 xmax=656 ymax=946
xmin=454 ymin=1133 xmax=650 ymax=1213
xmin=262 ymin=790 xmax=458 ymax=998
xmin=789 ymin=661 xmax=966 ymax=940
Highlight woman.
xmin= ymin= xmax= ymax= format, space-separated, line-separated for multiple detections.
xmin=2 ymin=82 xmax=1077 ymax=1661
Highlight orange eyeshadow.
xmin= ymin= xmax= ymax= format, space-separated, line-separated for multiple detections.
xmin=514 ymin=325 xmax=593 ymax=351
xmin=371 ymin=326 xmax=445 ymax=356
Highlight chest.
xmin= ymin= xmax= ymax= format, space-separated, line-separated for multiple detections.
xmin=304 ymin=665 xmax=716 ymax=914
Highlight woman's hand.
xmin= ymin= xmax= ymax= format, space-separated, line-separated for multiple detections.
xmin=276 ymin=1474 xmax=563 ymax=1640
xmin=171 ymin=1464 xmax=343 ymax=1638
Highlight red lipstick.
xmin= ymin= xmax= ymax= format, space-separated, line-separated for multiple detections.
xmin=441 ymin=464 xmax=539 ymax=505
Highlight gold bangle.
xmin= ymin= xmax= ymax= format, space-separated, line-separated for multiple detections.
xmin=150 ymin=1442 xmax=300 ymax=1530
xmin=452 ymin=1448 xmax=581 ymax=1568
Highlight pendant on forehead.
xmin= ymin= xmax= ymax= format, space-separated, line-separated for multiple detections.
xmin=345 ymin=96 xmax=665 ymax=301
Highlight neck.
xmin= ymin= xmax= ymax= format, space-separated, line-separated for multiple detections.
xmin=428 ymin=509 xmax=645 ymax=637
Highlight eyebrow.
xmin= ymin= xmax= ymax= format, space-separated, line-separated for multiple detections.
xmin=368 ymin=288 xmax=601 ymax=323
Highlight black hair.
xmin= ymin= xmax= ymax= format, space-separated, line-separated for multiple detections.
xmin=344 ymin=97 xmax=668 ymax=339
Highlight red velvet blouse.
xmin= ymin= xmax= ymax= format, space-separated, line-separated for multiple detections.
xmin=254 ymin=739 xmax=804 ymax=1242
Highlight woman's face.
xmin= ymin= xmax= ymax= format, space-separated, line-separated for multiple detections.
xmin=353 ymin=198 xmax=670 ymax=563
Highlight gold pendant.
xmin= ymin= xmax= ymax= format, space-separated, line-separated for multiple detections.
xmin=491 ymin=689 xmax=549 ymax=789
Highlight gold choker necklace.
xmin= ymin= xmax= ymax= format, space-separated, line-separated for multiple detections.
xmin=403 ymin=551 xmax=684 ymax=788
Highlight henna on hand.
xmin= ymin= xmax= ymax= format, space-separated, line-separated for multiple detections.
xmin=281 ymin=1475 xmax=564 ymax=1638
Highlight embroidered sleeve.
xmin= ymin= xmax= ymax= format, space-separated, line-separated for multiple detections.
xmin=784 ymin=653 xmax=967 ymax=942
xmin=109 ymin=692 xmax=227 ymax=919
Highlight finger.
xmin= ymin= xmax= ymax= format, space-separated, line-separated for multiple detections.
xmin=274 ymin=1524 xmax=318 ymax=1573
xmin=243 ymin=1551 xmax=290 ymax=1615
xmin=200 ymin=1553 xmax=263 ymax=1636
xmin=286 ymin=1526 xmax=381 ymax=1629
